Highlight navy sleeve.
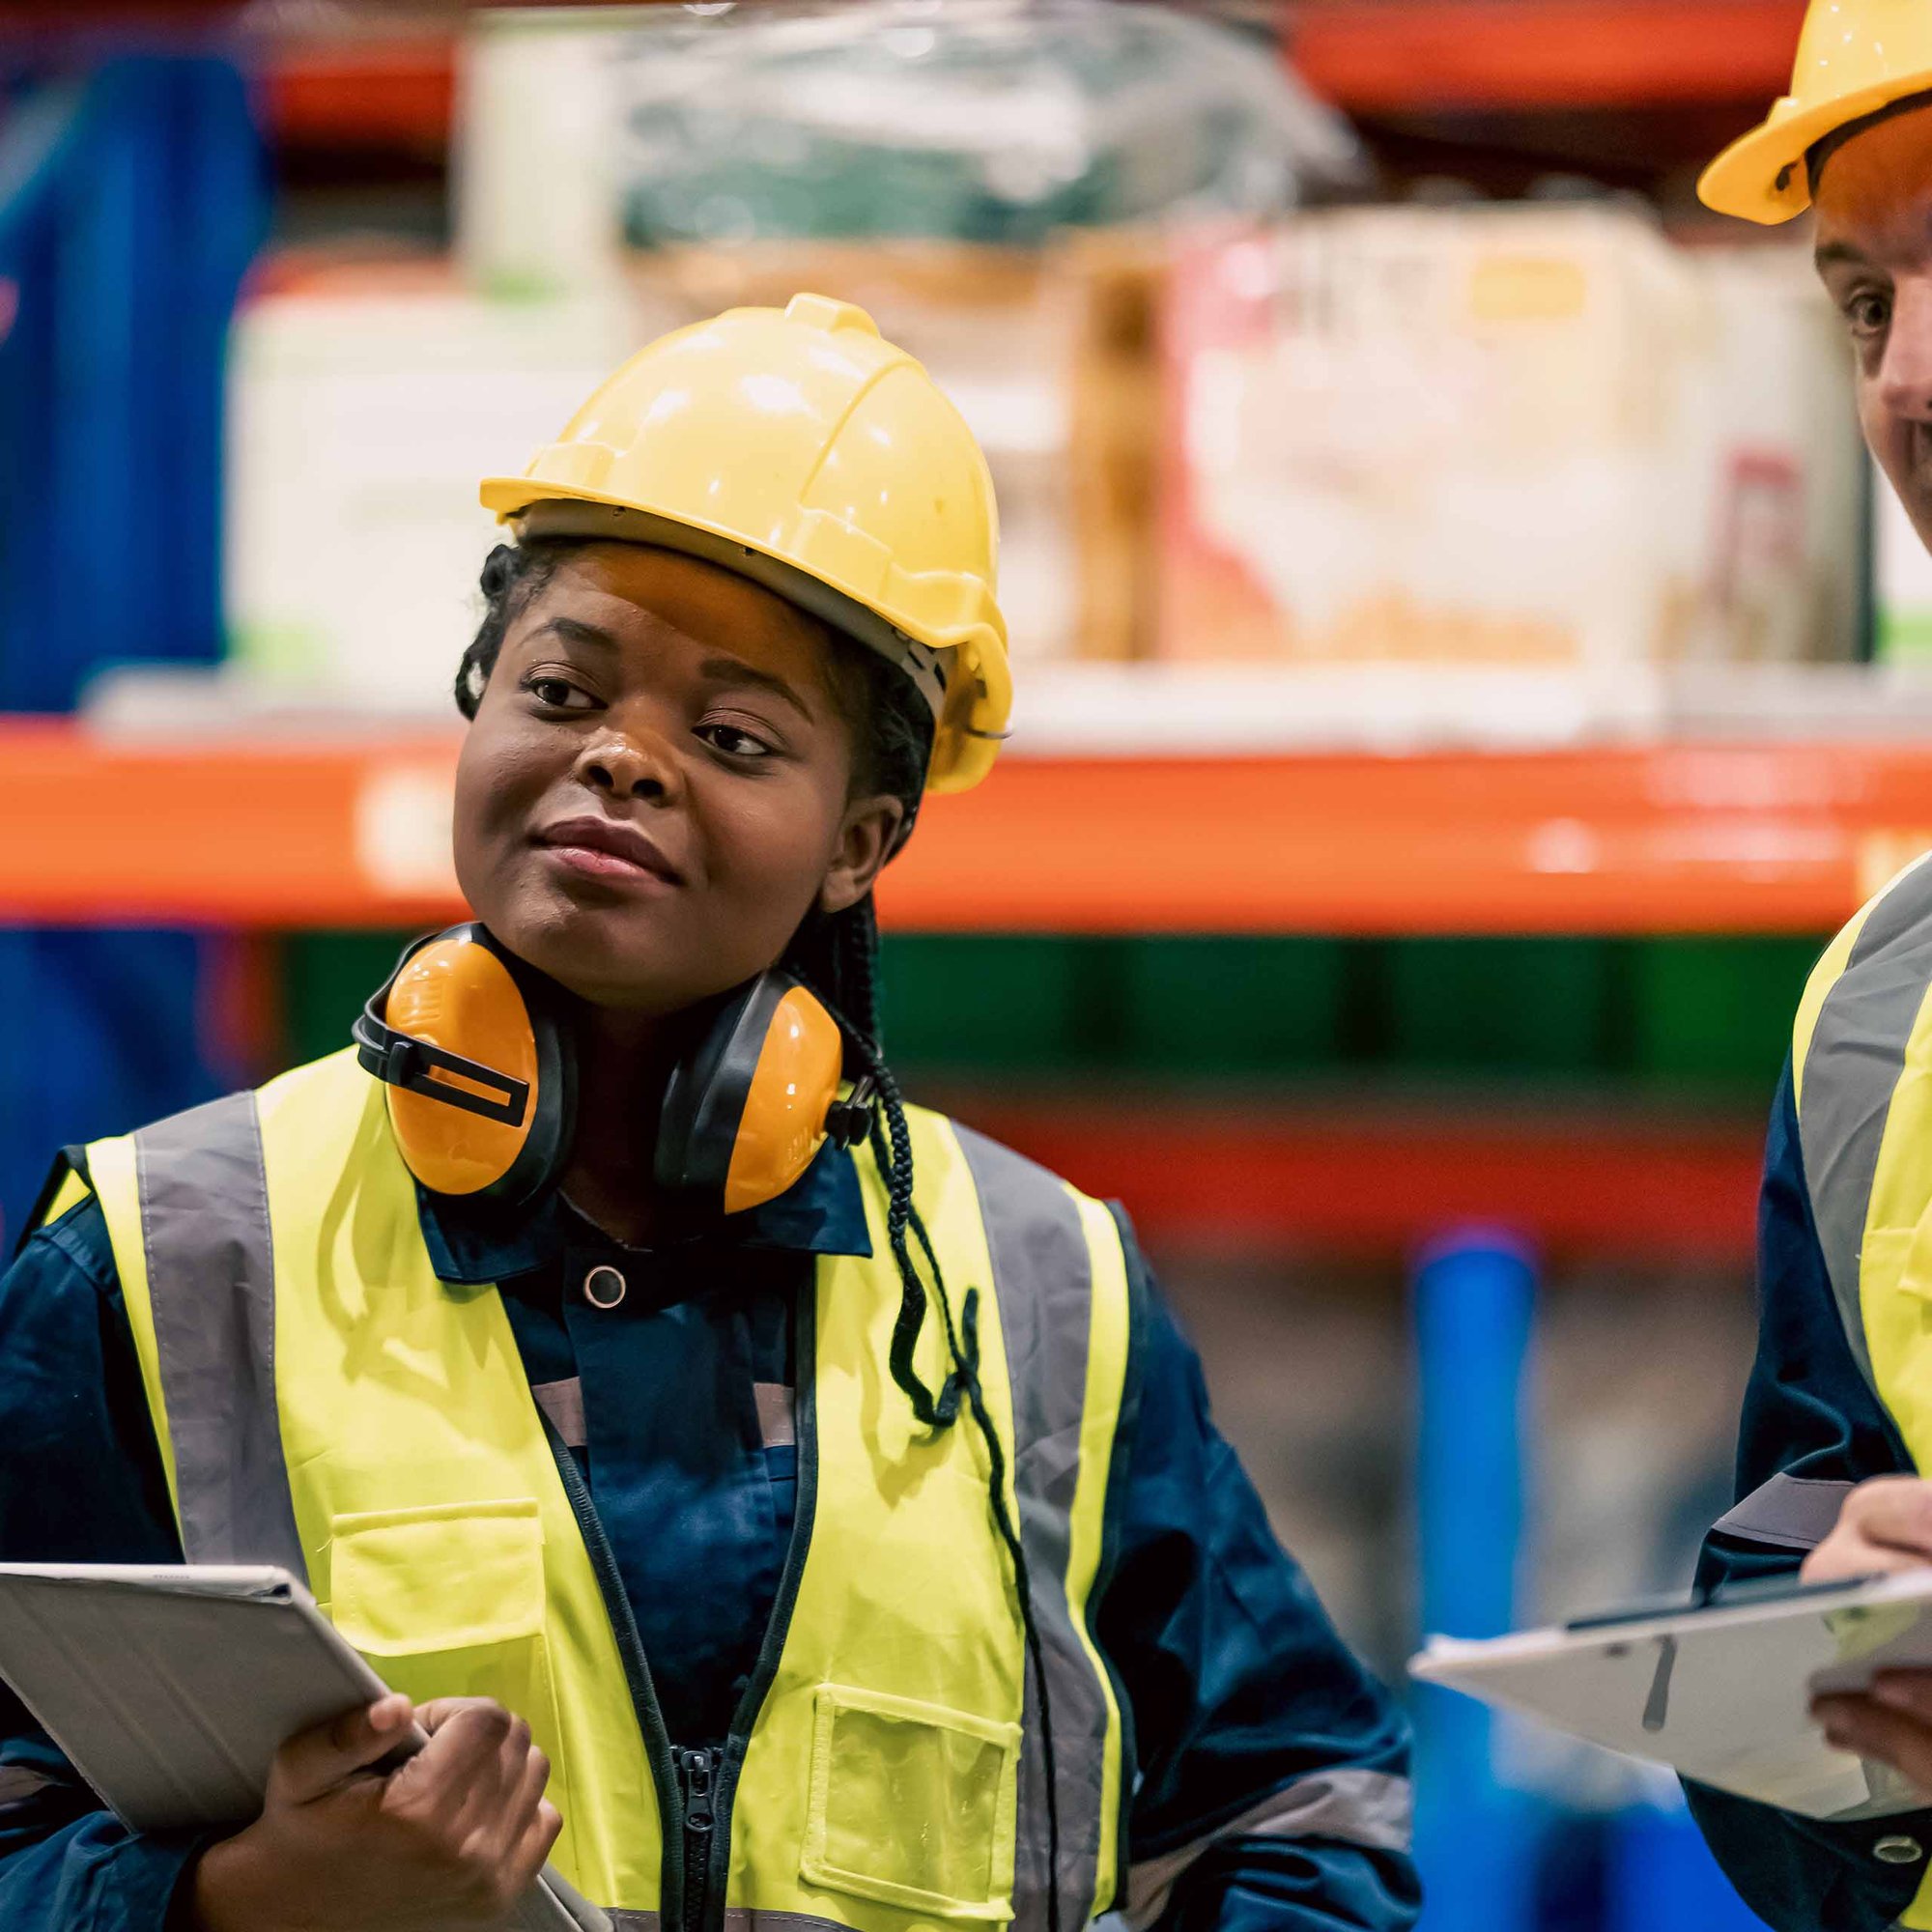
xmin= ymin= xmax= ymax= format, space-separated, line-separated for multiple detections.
xmin=1095 ymin=1217 xmax=1418 ymax=1932
xmin=1684 ymin=1061 xmax=1932 ymax=1931
xmin=0 ymin=1193 xmax=209 ymax=1932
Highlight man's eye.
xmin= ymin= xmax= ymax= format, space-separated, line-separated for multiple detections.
xmin=699 ymin=723 xmax=774 ymax=758
xmin=1847 ymin=290 xmax=1892 ymax=338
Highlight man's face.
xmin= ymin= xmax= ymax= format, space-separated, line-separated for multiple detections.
xmin=1815 ymin=106 xmax=1932 ymax=552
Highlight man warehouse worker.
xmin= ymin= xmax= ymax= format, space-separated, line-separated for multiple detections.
xmin=0 ymin=298 xmax=1417 ymax=1930
xmin=1693 ymin=6 xmax=1932 ymax=1927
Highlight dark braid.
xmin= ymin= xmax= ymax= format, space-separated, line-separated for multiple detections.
xmin=457 ymin=541 xmax=576 ymax=720
xmin=462 ymin=541 xmax=1062 ymax=1931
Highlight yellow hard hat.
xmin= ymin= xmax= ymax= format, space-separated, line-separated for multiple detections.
xmin=1700 ymin=0 xmax=1932 ymax=223
xmin=480 ymin=293 xmax=1010 ymax=794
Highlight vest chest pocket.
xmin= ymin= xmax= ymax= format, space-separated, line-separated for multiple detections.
xmin=328 ymin=1497 xmax=562 ymax=1750
xmin=803 ymin=1684 xmax=1021 ymax=1923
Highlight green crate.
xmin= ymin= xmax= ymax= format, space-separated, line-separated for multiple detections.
xmin=877 ymin=935 xmax=1094 ymax=1071
xmin=1630 ymin=936 xmax=1823 ymax=1088
xmin=1379 ymin=938 xmax=1620 ymax=1074
xmin=282 ymin=932 xmax=413 ymax=1068
xmin=1116 ymin=937 xmax=1347 ymax=1074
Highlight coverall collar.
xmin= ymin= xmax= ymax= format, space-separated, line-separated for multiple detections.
xmin=418 ymin=1139 xmax=873 ymax=1287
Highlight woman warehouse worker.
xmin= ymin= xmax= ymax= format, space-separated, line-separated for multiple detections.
xmin=0 ymin=297 xmax=1416 ymax=1932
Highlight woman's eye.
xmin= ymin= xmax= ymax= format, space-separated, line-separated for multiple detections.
xmin=698 ymin=722 xmax=775 ymax=759
xmin=524 ymin=675 xmax=595 ymax=711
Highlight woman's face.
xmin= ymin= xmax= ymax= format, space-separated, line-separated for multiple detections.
xmin=454 ymin=542 xmax=903 ymax=1013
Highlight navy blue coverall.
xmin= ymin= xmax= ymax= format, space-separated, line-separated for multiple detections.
xmin=1689 ymin=1063 xmax=1932 ymax=1928
xmin=0 ymin=1135 xmax=1417 ymax=1932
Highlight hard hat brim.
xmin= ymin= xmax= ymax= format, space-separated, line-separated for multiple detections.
xmin=1700 ymin=71 xmax=1932 ymax=222
xmin=479 ymin=479 xmax=1010 ymax=795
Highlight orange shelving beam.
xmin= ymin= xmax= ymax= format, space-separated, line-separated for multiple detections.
xmin=6 ymin=720 xmax=1932 ymax=935
xmin=952 ymin=1092 xmax=1764 ymax=1261
xmin=1287 ymin=0 xmax=1804 ymax=112
xmin=258 ymin=36 xmax=456 ymax=151
xmin=253 ymin=1 xmax=1809 ymax=149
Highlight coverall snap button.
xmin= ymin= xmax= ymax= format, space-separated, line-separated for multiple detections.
xmin=1876 ymin=1835 xmax=1923 ymax=1864
xmin=583 ymin=1264 xmax=627 ymax=1310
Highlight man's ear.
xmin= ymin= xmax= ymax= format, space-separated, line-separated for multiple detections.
xmin=820 ymin=794 xmax=905 ymax=917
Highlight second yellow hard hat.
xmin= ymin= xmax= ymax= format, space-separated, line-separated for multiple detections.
xmin=480 ymin=293 xmax=1011 ymax=795
xmin=1701 ymin=0 xmax=1932 ymax=223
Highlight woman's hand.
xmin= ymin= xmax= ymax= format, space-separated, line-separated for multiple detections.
xmin=1804 ymin=1476 xmax=1932 ymax=1792
xmin=188 ymin=1693 xmax=562 ymax=1932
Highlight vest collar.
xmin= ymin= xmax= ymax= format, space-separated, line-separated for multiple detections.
xmin=417 ymin=1139 xmax=874 ymax=1287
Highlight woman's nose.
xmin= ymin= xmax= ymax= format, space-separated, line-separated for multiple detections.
xmin=574 ymin=728 xmax=681 ymax=804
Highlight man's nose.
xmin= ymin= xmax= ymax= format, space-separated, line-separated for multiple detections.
xmin=1880 ymin=281 xmax=1932 ymax=424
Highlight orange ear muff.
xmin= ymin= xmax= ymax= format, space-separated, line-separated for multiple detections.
xmin=353 ymin=924 xmax=573 ymax=1204
xmin=355 ymin=940 xmax=862 ymax=1217
xmin=656 ymin=974 xmax=871 ymax=1217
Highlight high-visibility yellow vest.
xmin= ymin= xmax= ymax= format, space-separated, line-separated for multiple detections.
xmin=1791 ymin=852 xmax=1932 ymax=1927
xmin=84 ymin=1048 xmax=1132 ymax=1932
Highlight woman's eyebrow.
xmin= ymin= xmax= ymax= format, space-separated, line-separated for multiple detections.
xmin=696 ymin=653 xmax=814 ymax=722
xmin=528 ymin=614 xmax=621 ymax=653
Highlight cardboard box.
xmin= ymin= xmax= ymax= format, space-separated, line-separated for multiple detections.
xmin=1159 ymin=207 xmax=1861 ymax=668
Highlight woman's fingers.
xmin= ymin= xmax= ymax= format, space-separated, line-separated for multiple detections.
xmin=272 ymin=1694 xmax=414 ymax=1806
xmin=508 ymin=1800 xmax=566 ymax=1898
xmin=1871 ymin=1671 xmax=1932 ymax=1726
xmin=1816 ymin=1691 xmax=1932 ymax=1793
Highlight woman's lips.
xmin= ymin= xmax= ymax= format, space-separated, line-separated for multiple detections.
xmin=534 ymin=816 xmax=684 ymax=887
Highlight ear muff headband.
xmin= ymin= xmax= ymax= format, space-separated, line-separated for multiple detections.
xmin=355 ymin=926 xmax=872 ymax=1215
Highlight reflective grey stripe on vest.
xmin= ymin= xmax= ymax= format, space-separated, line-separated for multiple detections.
xmin=602 ymin=1914 xmax=851 ymax=1932
xmin=1121 ymin=1770 xmax=1413 ymax=1931
xmin=956 ymin=1125 xmax=1116 ymax=1932
xmin=1799 ymin=859 xmax=1932 ymax=1397
xmin=132 ymin=1092 xmax=307 ymax=1581
xmin=1712 ymin=1472 xmax=1854 ymax=1552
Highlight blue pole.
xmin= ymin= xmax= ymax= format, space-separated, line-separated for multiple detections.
xmin=0 ymin=54 xmax=265 ymax=1236
xmin=1606 ymin=1796 xmax=1772 ymax=1932
xmin=1411 ymin=1226 xmax=1539 ymax=1932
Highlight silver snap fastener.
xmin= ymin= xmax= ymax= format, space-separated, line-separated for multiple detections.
xmin=1876 ymin=1835 xmax=1923 ymax=1865
xmin=583 ymin=1264 xmax=627 ymax=1310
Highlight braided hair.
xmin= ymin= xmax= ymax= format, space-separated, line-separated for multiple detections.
xmin=461 ymin=541 xmax=1062 ymax=1931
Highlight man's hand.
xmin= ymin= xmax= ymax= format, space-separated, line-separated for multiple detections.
xmin=1804 ymin=1476 xmax=1932 ymax=1793
xmin=1803 ymin=1476 xmax=1932 ymax=1585
xmin=188 ymin=1693 xmax=562 ymax=1932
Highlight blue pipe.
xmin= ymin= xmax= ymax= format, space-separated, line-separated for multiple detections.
xmin=1411 ymin=1226 xmax=1539 ymax=1932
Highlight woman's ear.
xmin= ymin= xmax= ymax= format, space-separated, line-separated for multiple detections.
xmin=820 ymin=794 xmax=905 ymax=917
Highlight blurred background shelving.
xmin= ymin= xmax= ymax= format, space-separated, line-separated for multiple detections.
xmin=0 ymin=4 xmax=1901 ymax=1927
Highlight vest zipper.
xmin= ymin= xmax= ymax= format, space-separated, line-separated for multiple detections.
xmin=678 ymin=1746 xmax=719 ymax=1932
xmin=692 ymin=1291 xmax=822 ymax=1932
xmin=537 ymin=1411 xmax=688 ymax=1926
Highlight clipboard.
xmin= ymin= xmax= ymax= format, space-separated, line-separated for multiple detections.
xmin=1409 ymin=1567 xmax=1932 ymax=1821
xmin=0 ymin=1563 xmax=609 ymax=1932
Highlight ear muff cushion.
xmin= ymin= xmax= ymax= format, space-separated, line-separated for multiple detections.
xmin=657 ymin=974 xmax=841 ymax=1215
xmin=377 ymin=925 xmax=574 ymax=1204
xmin=724 ymin=986 xmax=844 ymax=1214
